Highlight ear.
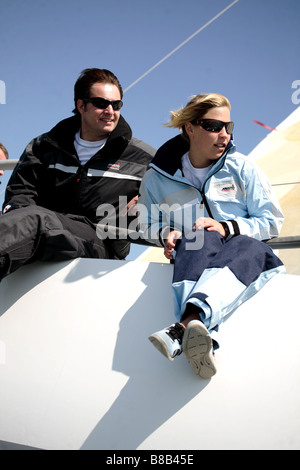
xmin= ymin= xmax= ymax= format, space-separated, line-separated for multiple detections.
xmin=185 ymin=122 xmax=194 ymax=138
xmin=76 ymin=99 xmax=85 ymax=116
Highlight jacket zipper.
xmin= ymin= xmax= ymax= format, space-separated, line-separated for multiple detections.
xmin=153 ymin=149 xmax=228 ymax=220
xmin=199 ymin=150 xmax=228 ymax=219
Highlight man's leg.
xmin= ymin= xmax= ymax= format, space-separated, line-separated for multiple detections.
xmin=0 ymin=206 xmax=108 ymax=280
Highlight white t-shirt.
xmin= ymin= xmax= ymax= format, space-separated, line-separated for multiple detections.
xmin=181 ymin=152 xmax=212 ymax=189
xmin=74 ymin=130 xmax=107 ymax=166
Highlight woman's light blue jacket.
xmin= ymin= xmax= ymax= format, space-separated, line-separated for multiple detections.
xmin=138 ymin=134 xmax=284 ymax=245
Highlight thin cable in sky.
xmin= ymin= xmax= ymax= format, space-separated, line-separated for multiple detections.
xmin=124 ymin=0 xmax=239 ymax=93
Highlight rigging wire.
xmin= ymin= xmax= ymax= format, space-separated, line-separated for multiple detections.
xmin=124 ymin=0 xmax=240 ymax=93
xmin=272 ymin=182 xmax=300 ymax=186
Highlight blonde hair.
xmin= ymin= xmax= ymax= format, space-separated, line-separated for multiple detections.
xmin=165 ymin=93 xmax=231 ymax=141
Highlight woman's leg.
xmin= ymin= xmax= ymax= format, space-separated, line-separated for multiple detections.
xmin=173 ymin=231 xmax=285 ymax=335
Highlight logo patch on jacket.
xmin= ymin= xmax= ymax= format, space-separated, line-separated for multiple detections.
xmin=210 ymin=179 xmax=241 ymax=199
xmin=107 ymin=163 xmax=120 ymax=171
xmin=221 ymin=183 xmax=235 ymax=192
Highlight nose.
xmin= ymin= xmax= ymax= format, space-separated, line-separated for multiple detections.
xmin=103 ymin=103 xmax=114 ymax=113
xmin=219 ymin=125 xmax=228 ymax=137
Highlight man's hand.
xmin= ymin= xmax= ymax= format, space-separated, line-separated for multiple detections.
xmin=120 ymin=195 xmax=139 ymax=217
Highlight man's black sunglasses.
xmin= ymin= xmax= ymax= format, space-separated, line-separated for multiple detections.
xmin=191 ymin=118 xmax=234 ymax=135
xmin=83 ymin=97 xmax=123 ymax=111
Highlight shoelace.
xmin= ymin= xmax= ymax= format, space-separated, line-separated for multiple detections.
xmin=166 ymin=323 xmax=185 ymax=344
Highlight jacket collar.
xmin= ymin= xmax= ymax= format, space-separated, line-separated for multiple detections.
xmin=151 ymin=134 xmax=235 ymax=176
xmin=46 ymin=114 xmax=132 ymax=152
xmin=151 ymin=135 xmax=188 ymax=175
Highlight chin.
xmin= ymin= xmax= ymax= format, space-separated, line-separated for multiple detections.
xmin=101 ymin=124 xmax=115 ymax=133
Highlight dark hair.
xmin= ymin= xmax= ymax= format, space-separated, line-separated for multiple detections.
xmin=0 ymin=142 xmax=9 ymax=159
xmin=73 ymin=68 xmax=123 ymax=115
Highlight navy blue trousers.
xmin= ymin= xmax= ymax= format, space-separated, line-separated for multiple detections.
xmin=172 ymin=230 xmax=285 ymax=346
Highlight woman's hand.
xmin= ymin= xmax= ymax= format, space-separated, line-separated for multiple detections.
xmin=193 ymin=217 xmax=226 ymax=237
xmin=164 ymin=230 xmax=182 ymax=260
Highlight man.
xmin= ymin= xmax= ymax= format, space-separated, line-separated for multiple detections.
xmin=0 ymin=68 xmax=155 ymax=281
xmin=0 ymin=142 xmax=9 ymax=179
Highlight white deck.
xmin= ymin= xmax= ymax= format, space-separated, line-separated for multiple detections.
xmin=0 ymin=258 xmax=299 ymax=450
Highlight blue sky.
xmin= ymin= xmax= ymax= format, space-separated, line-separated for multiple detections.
xmin=0 ymin=0 xmax=299 ymax=211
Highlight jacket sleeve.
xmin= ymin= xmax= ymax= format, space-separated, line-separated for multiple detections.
xmin=224 ymin=161 xmax=284 ymax=241
xmin=138 ymin=170 xmax=173 ymax=247
xmin=2 ymin=138 xmax=44 ymax=214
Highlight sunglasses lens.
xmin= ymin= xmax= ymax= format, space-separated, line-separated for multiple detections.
xmin=208 ymin=122 xmax=222 ymax=132
xmin=226 ymin=122 xmax=234 ymax=134
xmin=112 ymin=100 xmax=123 ymax=110
xmin=200 ymin=120 xmax=223 ymax=132
xmin=197 ymin=119 xmax=234 ymax=134
xmin=87 ymin=98 xmax=123 ymax=110
xmin=90 ymin=98 xmax=107 ymax=109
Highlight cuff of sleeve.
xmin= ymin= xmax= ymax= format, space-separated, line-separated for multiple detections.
xmin=2 ymin=204 xmax=12 ymax=214
xmin=220 ymin=220 xmax=240 ymax=239
xmin=159 ymin=226 xmax=174 ymax=246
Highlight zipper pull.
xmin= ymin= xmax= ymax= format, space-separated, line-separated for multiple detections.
xmin=76 ymin=168 xmax=82 ymax=183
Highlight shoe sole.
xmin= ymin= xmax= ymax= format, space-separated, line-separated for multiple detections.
xmin=149 ymin=334 xmax=175 ymax=361
xmin=182 ymin=321 xmax=217 ymax=379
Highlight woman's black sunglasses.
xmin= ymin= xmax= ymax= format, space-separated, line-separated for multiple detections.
xmin=83 ymin=97 xmax=123 ymax=111
xmin=191 ymin=118 xmax=234 ymax=135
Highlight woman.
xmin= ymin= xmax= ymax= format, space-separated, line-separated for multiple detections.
xmin=138 ymin=93 xmax=285 ymax=379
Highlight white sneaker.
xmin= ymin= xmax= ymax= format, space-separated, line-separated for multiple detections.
xmin=149 ymin=323 xmax=184 ymax=361
xmin=182 ymin=320 xmax=217 ymax=379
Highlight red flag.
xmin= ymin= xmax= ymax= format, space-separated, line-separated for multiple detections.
xmin=253 ymin=120 xmax=277 ymax=131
